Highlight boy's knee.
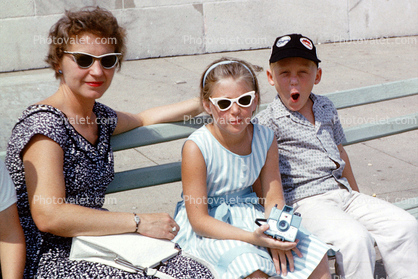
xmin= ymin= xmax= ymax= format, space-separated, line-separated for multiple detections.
xmin=404 ymin=213 xmax=418 ymax=226
xmin=400 ymin=215 xmax=418 ymax=238
xmin=335 ymin=224 xmax=374 ymax=250
xmin=385 ymin=210 xmax=418 ymax=239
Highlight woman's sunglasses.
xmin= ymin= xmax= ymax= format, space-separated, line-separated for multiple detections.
xmin=63 ymin=51 xmax=122 ymax=69
xmin=209 ymin=91 xmax=256 ymax=111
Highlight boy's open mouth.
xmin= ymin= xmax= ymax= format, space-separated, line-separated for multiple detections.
xmin=291 ymin=93 xmax=300 ymax=101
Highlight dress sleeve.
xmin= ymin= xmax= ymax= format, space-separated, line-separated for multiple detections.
xmin=7 ymin=109 xmax=69 ymax=162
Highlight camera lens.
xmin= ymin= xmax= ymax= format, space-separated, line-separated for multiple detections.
xmin=278 ymin=220 xmax=289 ymax=231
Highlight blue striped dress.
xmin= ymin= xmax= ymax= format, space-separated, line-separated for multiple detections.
xmin=173 ymin=124 xmax=329 ymax=278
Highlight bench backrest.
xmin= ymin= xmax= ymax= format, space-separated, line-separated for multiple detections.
xmin=106 ymin=78 xmax=418 ymax=194
xmin=0 ymin=79 xmax=416 ymax=193
xmin=1 ymin=79 xmax=417 ymax=220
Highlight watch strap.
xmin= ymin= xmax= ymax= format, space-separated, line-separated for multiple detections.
xmin=133 ymin=213 xmax=140 ymax=233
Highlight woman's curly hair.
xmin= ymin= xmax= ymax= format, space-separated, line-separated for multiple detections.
xmin=45 ymin=6 xmax=127 ymax=78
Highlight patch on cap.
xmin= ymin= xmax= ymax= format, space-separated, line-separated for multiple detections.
xmin=300 ymin=38 xmax=313 ymax=50
xmin=276 ymin=36 xmax=291 ymax=48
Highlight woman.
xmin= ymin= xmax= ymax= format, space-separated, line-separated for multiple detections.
xmin=5 ymin=6 xmax=212 ymax=279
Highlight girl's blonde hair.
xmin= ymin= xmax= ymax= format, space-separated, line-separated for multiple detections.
xmin=200 ymin=58 xmax=261 ymax=107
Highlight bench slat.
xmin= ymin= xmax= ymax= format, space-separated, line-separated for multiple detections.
xmin=392 ymin=198 xmax=418 ymax=211
xmin=343 ymin=113 xmax=418 ymax=145
xmin=325 ymin=78 xmax=418 ymax=109
xmin=110 ymin=115 xmax=212 ymax=151
xmin=106 ymin=162 xmax=181 ymax=194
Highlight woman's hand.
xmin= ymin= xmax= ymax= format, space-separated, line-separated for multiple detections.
xmin=137 ymin=213 xmax=180 ymax=240
xmin=253 ymin=224 xmax=302 ymax=276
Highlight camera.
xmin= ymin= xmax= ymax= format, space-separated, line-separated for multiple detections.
xmin=256 ymin=204 xmax=302 ymax=242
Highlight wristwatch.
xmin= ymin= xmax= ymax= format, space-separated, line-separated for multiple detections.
xmin=133 ymin=213 xmax=140 ymax=233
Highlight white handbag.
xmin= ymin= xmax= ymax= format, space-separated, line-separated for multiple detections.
xmin=69 ymin=233 xmax=180 ymax=279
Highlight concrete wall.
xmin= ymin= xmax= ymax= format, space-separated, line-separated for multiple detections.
xmin=1 ymin=0 xmax=417 ymax=72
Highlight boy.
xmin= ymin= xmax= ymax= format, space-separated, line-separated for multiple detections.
xmin=253 ymin=33 xmax=418 ymax=279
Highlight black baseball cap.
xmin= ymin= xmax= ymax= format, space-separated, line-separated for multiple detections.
xmin=269 ymin=34 xmax=321 ymax=65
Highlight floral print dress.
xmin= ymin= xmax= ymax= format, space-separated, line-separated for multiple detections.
xmin=6 ymin=103 xmax=213 ymax=279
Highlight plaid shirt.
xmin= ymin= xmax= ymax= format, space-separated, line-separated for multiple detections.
xmin=253 ymin=93 xmax=351 ymax=204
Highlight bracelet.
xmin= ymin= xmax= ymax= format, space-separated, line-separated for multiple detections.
xmin=133 ymin=213 xmax=140 ymax=233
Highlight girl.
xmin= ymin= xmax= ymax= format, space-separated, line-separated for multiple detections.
xmin=173 ymin=58 xmax=331 ymax=278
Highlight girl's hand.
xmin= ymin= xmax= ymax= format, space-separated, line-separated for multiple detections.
xmin=254 ymin=224 xmax=302 ymax=275
xmin=252 ymin=224 xmax=296 ymax=249
xmin=137 ymin=213 xmax=180 ymax=240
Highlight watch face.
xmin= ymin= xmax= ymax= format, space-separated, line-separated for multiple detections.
xmin=134 ymin=215 xmax=140 ymax=224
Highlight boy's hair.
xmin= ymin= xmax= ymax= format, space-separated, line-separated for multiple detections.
xmin=200 ymin=57 xmax=261 ymax=106
xmin=269 ymin=34 xmax=320 ymax=66
xmin=45 ymin=6 xmax=127 ymax=78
